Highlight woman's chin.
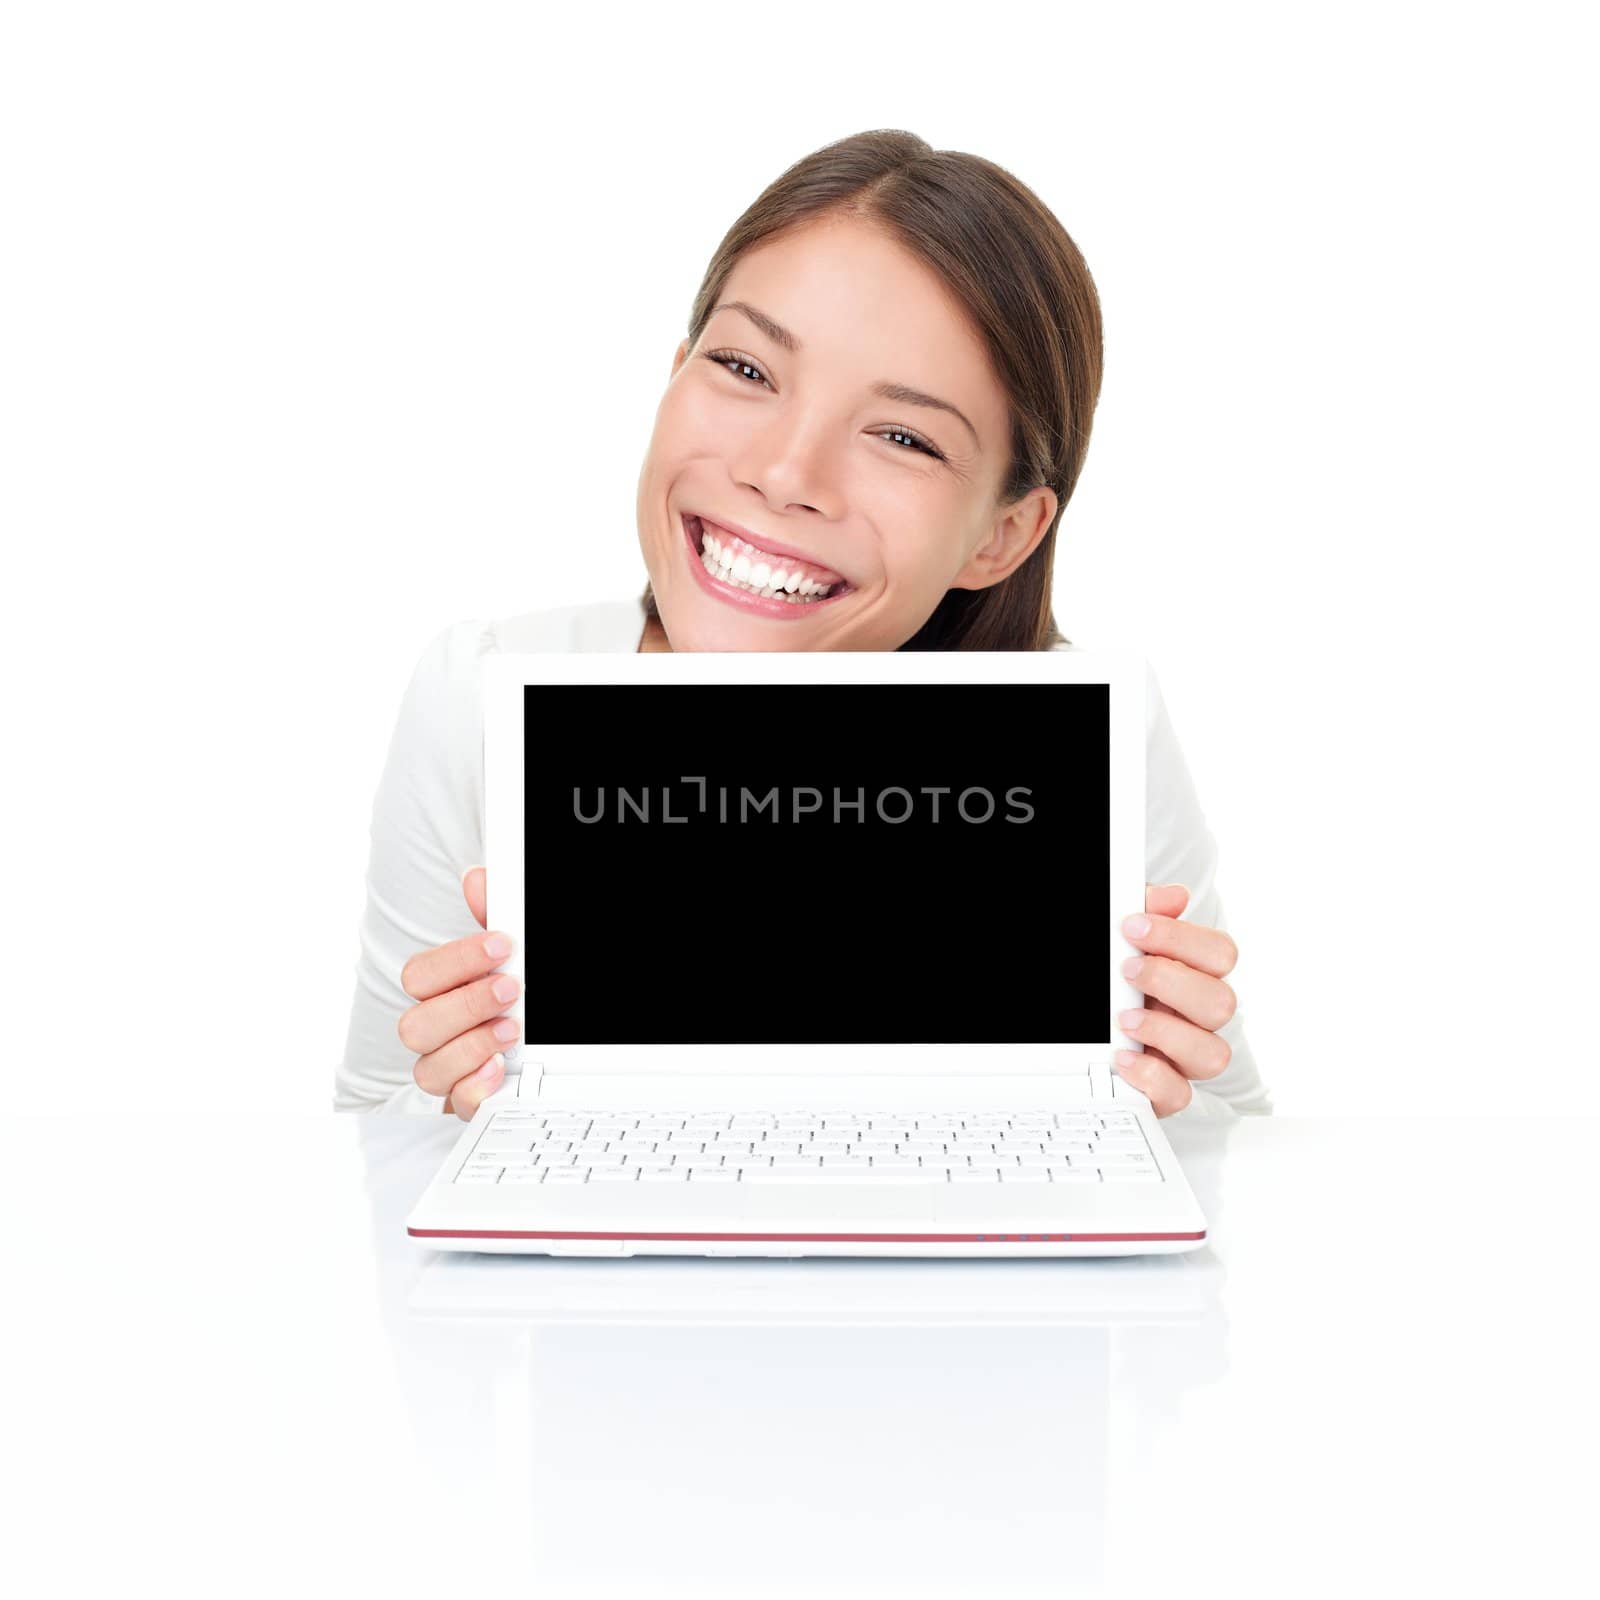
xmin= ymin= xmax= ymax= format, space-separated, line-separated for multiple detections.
xmin=668 ymin=606 xmax=818 ymax=652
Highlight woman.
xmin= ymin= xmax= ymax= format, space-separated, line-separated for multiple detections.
xmin=337 ymin=130 xmax=1269 ymax=1125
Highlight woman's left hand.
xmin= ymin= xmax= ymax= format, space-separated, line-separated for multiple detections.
xmin=1115 ymin=883 xmax=1239 ymax=1116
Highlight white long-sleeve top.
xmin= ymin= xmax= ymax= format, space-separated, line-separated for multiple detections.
xmin=336 ymin=598 xmax=1271 ymax=1121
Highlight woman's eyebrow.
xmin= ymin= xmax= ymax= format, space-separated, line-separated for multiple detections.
xmin=711 ymin=299 xmax=981 ymax=452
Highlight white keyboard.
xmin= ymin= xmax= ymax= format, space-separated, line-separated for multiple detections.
xmin=453 ymin=1109 xmax=1164 ymax=1185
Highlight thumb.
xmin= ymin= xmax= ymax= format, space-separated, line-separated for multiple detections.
xmin=461 ymin=865 xmax=488 ymax=929
xmin=1145 ymin=881 xmax=1190 ymax=919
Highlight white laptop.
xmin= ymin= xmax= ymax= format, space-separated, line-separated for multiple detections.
xmin=405 ymin=648 xmax=1207 ymax=1257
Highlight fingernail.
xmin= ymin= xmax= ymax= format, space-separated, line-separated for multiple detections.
xmin=493 ymin=1017 xmax=520 ymax=1043
xmin=460 ymin=864 xmax=483 ymax=888
xmin=1122 ymin=914 xmax=1150 ymax=938
xmin=492 ymin=975 xmax=519 ymax=1004
xmin=1118 ymin=1009 xmax=1145 ymax=1032
xmin=483 ymin=932 xmax=511 ymax=960
xmin=1121 ymin=956 xmax=1144 ymax=981
xmin=480 ymin=1053 xmax=504 ymax=1080
xmin=1114 ymin=1050 xmax=1141 ymax=1070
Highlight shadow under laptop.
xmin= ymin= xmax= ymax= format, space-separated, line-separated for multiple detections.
xmin=354 ymin=1114 xmax=1236 ymax=1599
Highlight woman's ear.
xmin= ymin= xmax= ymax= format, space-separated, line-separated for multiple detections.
xmin=949 ymin=484 xmax=1058 ymax=591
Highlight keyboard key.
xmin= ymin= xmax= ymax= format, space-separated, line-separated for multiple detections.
xmin=744 ymin=1169 xmax=942 ymax=1185
xmin=949 ymin=1168 xmax=1001 ymax=1183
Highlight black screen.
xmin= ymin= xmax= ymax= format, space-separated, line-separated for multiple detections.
xmin=523 ymin=683 xmax=1109 ymax=1044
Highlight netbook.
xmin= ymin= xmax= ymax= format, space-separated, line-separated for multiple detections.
xmin=406 ymin=648 xmax=1207 ymax=1257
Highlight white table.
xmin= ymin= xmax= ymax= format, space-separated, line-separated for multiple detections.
xmin=6 ymin=1114 xmax=1595 ymax=1597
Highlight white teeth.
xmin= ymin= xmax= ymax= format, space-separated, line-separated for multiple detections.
xmin=698 ymin=541 xmax=837 ymax=603
xmin=697 ymin=523 xmax=842 ymax=599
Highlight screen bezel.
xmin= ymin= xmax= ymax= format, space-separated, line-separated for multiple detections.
xmin=484 ymin=649 xmax=1148 ymax=1080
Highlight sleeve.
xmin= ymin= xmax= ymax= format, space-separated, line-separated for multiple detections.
xmin=334 ymin=619 xmax=492 ymax=1114
xmin=1142 ymin=660 xmax=1272 ymax=1121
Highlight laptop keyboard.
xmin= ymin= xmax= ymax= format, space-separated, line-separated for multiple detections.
xmin=453 ymin=1109 xmax=1164 ymax=1185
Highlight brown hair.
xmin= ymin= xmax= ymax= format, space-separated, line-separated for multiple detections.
xmin=639 ymin=128 xmax=1104 ymax=650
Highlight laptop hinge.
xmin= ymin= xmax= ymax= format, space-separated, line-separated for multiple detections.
xmin=513 ymin=1057 xmax=544 ymax=1100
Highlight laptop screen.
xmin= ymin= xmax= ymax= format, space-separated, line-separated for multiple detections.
xmin=524 ymin=683 xmax=1110 ymax=1045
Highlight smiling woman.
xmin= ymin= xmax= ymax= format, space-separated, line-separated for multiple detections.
xmin=631 ymin=129 xmax=1104 ymax=653
xmin=337 ymin=129 xmax=1270 ymax=1128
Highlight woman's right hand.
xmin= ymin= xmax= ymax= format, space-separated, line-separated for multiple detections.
xmin=397 ymin=866 xmax=522 ymax=1120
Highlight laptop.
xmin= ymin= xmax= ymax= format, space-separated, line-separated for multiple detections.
xmin=405 ymin=648 xmax=1207 ymax=1257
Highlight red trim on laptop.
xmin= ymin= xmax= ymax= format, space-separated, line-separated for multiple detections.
xmin=408 ymin=1228 xmax=1206 ymax=1243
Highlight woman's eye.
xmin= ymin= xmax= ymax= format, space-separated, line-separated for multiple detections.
xmin=699 ymin=348 xmax=946 ymax=461
xmin=702 ymin=348 xmax=771 ymax=387
xmin=877 ymin=427 xmax=945 ymax=461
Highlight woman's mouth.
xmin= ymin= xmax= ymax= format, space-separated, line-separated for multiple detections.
xmin=681 ymin=513 xmax=853 ymax=617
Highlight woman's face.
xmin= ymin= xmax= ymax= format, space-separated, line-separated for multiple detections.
xmin=634 ymin=212 xmax=1057 ymax=651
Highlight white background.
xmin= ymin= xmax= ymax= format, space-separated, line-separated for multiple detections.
xmin=3 ymin=2 xmax=1594 ymax=1115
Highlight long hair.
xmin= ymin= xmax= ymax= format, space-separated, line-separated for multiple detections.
xmin=640 ymin=129 xmax=1104 ymax=649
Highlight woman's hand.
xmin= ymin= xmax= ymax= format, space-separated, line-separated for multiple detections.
xmin=396 ymin=867 xmax=521 ymax=1120
xmin=1114 ymin=882 xmax=1239 ymax=1116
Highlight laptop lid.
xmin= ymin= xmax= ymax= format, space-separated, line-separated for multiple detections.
xmin=483 ymin=649 xmax=1147 ymax=1082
